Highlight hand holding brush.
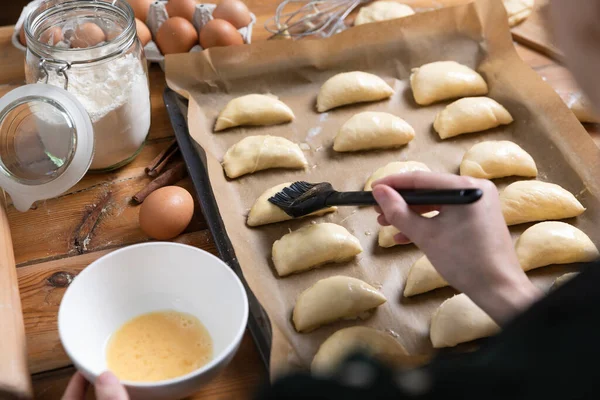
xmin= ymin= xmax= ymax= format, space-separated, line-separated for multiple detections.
xmin=268 ymin=180 xmax=482 ymax=218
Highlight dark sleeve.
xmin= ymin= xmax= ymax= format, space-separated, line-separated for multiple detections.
xmin=254 ymin=261 xmax=600 ymax=400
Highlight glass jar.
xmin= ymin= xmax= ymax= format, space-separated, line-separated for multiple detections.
xmin=0 ymin=0 xmax=151 ymax=212
xmin=25 ymin=0 xmax=151 ymax=171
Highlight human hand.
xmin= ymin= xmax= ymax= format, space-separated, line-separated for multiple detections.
xmin=62 ymin=371 xmax=129 ymax=400
xmin=372 ymin=171 xmax=541 ymax=324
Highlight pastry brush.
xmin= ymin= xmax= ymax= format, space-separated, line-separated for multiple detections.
xmin=268 ymin=181 xmax=482 ymax=218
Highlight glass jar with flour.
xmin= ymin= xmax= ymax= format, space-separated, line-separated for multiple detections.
xmin=0 ymin=0 xmax=151 ymax=211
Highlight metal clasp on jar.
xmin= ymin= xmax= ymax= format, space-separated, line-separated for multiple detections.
xmin=39 ymin=58 xmax=72 ymax=90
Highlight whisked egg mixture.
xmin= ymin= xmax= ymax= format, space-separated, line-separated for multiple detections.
xmin=106 ymin=310 xmax=213 ymax=382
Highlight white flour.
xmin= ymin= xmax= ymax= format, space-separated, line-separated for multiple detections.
xmin=42 ymin=53 xmax=150 ymax=170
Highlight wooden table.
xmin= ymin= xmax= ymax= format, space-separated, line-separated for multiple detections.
xmin=1 ymin=1 xmax=598 ymax=398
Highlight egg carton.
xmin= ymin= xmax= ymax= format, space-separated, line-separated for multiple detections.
xmin=146 ymin=1 xmax=256 ymax=69
xmin=11 ymin=0 xmax=256 ymax=71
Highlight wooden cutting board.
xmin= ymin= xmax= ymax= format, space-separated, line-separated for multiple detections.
xmin=511 ymin=0 xmax=563 ymax=61
xmin=0 ymin=192 xmax=32 ymax=399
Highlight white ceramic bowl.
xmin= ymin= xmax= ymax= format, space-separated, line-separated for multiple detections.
xmin=58 ymin=242 xmax=249 ymax=400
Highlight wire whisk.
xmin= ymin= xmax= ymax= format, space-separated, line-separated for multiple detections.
xmin=265 ymin=0 xmax=371 ymax=39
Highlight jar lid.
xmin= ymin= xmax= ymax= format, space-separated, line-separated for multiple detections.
xmin=0 ymin=84 xmax=94 ymax=212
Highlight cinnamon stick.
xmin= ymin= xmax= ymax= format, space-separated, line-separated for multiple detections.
xmin=134 ymin=161 xmax=188 ymax=203
xmin=145 ymin=139 xmax=179 ymax=177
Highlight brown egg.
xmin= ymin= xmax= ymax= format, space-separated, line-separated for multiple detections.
xmin=70 ymin=22 xmax=106 ymax=48
xmin=127 ymin=0 xmax=154 ymax=23
xmin=139 ymin=186 xmax=194 ymax=240
xmin=18 ymin=26 xmax=26 ymax=46
xmin=199 ymin=19 xmax=243 ymax=49
xmin=213 ymin=0 xmax=251 ymax=29
xmin=165 ymin=0 xmax=197 ymax=22
xmin=156 ymin=17 xmax=198 ymax=54
xmin=135 ymin=18 xmax=152 ymax=46
xmin=39 ymin=26 xmax=64 ymax=46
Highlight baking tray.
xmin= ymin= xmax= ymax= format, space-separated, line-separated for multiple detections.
xmin=163 ymin=88 xmax=272 ymax=368
xmin=161 ymin=0 xmax=600 ymax=374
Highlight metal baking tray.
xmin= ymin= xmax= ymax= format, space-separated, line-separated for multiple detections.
xmin=163 ymin=88 xmax=272 ymax=368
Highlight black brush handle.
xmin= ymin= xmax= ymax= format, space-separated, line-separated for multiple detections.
xmin=325 ymin=189 xmax=483 ymax=206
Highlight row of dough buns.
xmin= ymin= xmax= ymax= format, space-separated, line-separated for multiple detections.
xmin=215 ymin=71 xmax=395 ymax=133
xmin=214 ymin=75 xmax=594 ymax=137
xmin=223 ymin=110 xmax=418 ymax=179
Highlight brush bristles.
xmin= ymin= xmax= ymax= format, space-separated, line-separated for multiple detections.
xmin=268 ymin=181 xmax=336 ymax=217
xmin=269 ymin=181 xmax=316 ymax=207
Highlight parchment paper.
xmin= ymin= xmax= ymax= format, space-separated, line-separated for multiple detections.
xmin=165 ymin=0 xmax=600 ymax=377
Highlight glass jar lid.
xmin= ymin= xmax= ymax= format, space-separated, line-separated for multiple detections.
xmin=0 ymin=83 xmax=94 ymax=211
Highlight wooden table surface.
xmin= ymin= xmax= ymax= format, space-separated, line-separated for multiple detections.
xmin=1 ymin=0 xmax=598 ymax=398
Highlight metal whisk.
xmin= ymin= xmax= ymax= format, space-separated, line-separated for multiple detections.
xmin=265 ymin=0 xmax=372 ymax=39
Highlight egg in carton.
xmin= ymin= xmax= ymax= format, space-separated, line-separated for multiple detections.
xmin=145 ymin=1 xmax=256 ymax=70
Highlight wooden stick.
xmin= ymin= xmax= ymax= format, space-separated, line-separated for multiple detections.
xmin=145 ymin=140 xmax=179 ymax=178
xmin=133 ymin=161 xmax=188 ymax=204
xmin=0 ymin=192 xmax=33 ymax=399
